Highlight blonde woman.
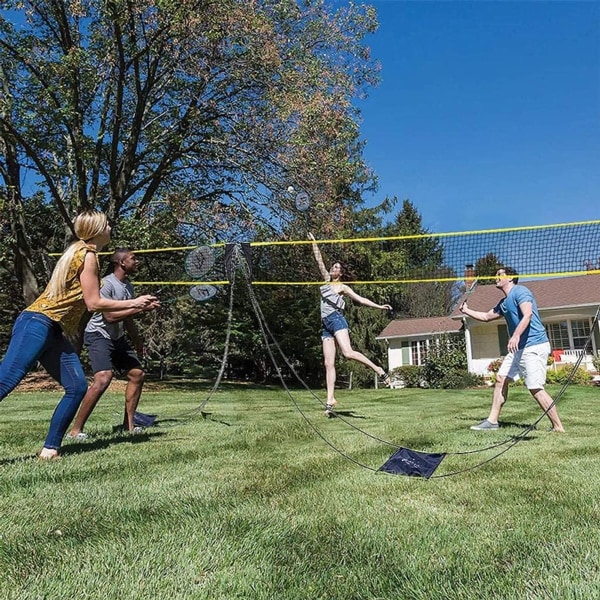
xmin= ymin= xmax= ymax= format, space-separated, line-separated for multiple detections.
xmin=309 ymin=233 xmax=391 ymax=416
xmin=0 ymin=211 xmax=159 ymax=458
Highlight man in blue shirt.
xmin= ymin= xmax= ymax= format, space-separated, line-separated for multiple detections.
xmin=460 ymin=267 xmax=564 ymax=432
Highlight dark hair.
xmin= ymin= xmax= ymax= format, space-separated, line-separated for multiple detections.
xmin=331 ymin=260 xmax=355 ymax=281
xmin=503 ymin=266 xmax=519 ymax=284
xmin=108 ymin=247 xmax=133 ymax=273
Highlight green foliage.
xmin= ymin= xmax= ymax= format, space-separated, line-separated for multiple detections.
xmin=475 ymin=252 xmax=503 ymax=285
xmin=391 ymin=365 xmax=423 ymax=388
xmin=592 ymin=353 xmax=600 ymax=373
xmin=545 ymin=365 xmax=592 ymax=385
xmin=421 ymin=334 xmax=471 ymax=389
xmin=0 ymin=0 xmax=379 ymax=255
xmin=379 ymin=199 xmax=458 ymax=317
xmin=437 ymin=369 xmax=484 ymax=389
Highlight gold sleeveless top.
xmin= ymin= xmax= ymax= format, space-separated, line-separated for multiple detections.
xmin=26 ymin=245 xmax=99 ymax=335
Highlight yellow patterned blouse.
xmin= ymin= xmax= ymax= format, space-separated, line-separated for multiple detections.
xmin=26 ymin=245 xmax=99 ymax=335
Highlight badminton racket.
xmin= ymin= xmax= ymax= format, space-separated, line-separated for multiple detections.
xmin=189 ymin=284 xmax=218 ymax=302
xmin=460 ymin=278 xmax=479 ymax=311
xmin=185 ymin=246 xmax=215 ymax=279
xmin=293 ymin=190 xmax=310 ymax=230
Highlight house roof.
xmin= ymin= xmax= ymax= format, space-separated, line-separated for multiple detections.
xmin=377 ymin=273 xmax=600 ymax=340
xmin=377 ymin=316 xmax=463 ymax=340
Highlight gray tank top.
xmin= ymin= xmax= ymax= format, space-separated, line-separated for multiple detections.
xmin=320 ymin=284 xmax=345 ymax=319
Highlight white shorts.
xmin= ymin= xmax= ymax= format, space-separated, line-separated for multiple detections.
xmin=497 ymin=341 xmax=550 ymax=390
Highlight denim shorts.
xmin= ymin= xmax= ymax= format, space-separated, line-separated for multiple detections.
xmin=322 ymin=311 xmax=349 ymax=339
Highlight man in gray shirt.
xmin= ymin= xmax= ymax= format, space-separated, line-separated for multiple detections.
xmin=68 ymin=248 xmax=159 ymax=438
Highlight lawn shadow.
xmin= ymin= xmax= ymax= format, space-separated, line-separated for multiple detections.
xmin=329 ymin=409 xmax=367 ymax=420
xmin=0 ymin=430 xmax=167 ymax=464
xmin=460 ymin=415 xmax=538 ymax=430
xmin=149 ymin=411 xmax=232 ymax=427
xmin=0 ymin=454 xmax=41 ymax=466
xmin=60 ymin=429 xmax=169 ymax=456
xmin=143 ymin=377 xmax=290 ymax=394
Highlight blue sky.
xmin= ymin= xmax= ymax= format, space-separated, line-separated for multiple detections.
xmin=357 ymin=1 xmax=600 ymax=234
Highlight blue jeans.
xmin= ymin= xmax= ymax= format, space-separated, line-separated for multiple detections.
xmin=0 ymin=311 xmax=88 ymax=449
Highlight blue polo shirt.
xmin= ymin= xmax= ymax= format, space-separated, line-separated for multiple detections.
xmin=493 ymin=285 xmax=548 ymax=349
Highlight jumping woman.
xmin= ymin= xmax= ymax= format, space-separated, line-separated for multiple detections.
xmin=309 ymin=233 xmax=391 ymax=416
xmin=0 ymin=211 xmax=159 ymax=458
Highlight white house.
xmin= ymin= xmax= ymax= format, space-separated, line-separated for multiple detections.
xmin=377 ymin=273 xmax=600 ymax=378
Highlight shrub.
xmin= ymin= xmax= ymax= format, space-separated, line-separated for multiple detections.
xmin=437 ymin=370 xmax=484 ymax=389
xmin=342 ymin=363 xmax=390 ymax=389
xmin=546 ymin=365 xmax=592 ymax=385
xmin=592 ymin=353 xmax=600 ymax=373
xmin=391 ymin=365 xmax=423 ymax=388
xmin=421 ymin=334 xmax=470 ymax=389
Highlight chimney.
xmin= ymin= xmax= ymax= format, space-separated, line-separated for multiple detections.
xmin=465 ymin=264 xmax=475 ymax=287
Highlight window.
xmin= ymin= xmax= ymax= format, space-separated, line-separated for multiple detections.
xmin=546 ymin=321 xmax=569 ymax=349
xmin=410 ymin=336 xmax=461 ymax=366
xmin=410 ymin=340 xmax=429 ymax=366
xmin=571 ymin=320 xmax=591 ymax=350
xmin=545 ymin=319 xmax=592 ymax=351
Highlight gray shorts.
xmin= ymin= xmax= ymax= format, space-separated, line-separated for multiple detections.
xmin=84 ymin=331 xmax=142 ymax=375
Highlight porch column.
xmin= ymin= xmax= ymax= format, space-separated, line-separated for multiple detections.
xmin=463 ymin=318 xmax=474 ymax=373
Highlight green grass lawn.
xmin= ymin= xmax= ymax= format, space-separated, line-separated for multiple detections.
xmin=1 ymin=383 xmax=599 ymax=599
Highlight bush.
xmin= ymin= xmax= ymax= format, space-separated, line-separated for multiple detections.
xmin=592 ymin=353 xmax=600 ymax=373
xmin=436 ymin=370 xmax=484 ymax=389
xmin=391 ymin=365 xmax=423 ymax=388
xmin=546 ymin=365 xmax=592 ymax=385
xmin=342 ymin=363 xmax=374 ymax=388
xmin=421 ymin=334 xmax=470 ymax=389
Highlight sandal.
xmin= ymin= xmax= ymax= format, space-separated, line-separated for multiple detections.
xmin=324 ymin=403 xmax=336 ymax=418
xmin=379 ymin=372 xmax=391 ymax=387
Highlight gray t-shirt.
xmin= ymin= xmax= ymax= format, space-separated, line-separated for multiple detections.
xmin=85 ymin=273 xmax=134 ymax=340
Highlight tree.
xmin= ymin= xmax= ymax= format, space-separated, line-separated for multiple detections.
xmin=379 ymin=198 xmax=457 ymax=317
xmin=475 ymin=252 xmax=503 ymax=285
xmin=0 ymin=0 xmax=379 ymax=301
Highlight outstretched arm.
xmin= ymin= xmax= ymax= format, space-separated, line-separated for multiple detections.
xmin=342 ymin=285 xmax=392 ymax=311
xmin=308 ymin=232 xmax=330 ymax=281
xmin=80 ymin=252 xmax=158 ymax=312
xmin=460 ymin=301 xmax=500 ymax=322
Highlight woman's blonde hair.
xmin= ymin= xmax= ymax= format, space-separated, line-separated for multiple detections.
xmin=45 ymin=211 xmax=108 ymax=298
